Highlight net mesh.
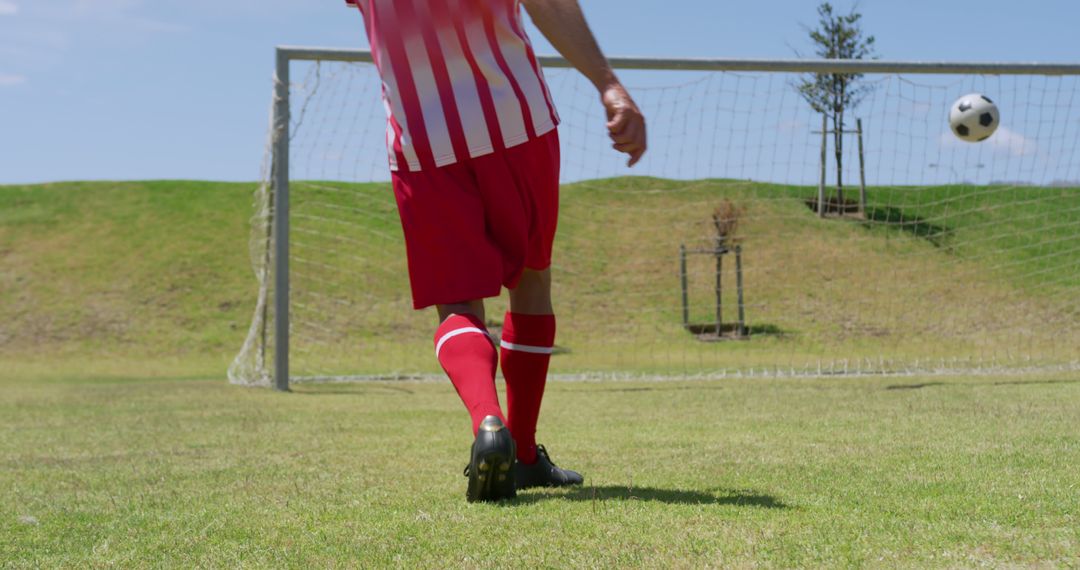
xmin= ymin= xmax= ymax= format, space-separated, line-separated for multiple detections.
xmin=230 ymin=58 xmax=1080 ymax=386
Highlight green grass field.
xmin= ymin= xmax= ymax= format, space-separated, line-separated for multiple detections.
xmin=1 ymin=179 xmax=1079 ymax=566
xmin=3 ymin=373 xmax=1079 ymax=567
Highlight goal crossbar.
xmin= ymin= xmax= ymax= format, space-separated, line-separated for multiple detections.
xmin=277 ymin=46 xmax=1080 ymax=75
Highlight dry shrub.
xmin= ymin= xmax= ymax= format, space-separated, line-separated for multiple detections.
xmin=712 ymin=199 xmax=746 ymax=243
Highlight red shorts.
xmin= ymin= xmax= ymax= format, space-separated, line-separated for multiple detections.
xmin=391 ymin=130 xmax=560 ymax=310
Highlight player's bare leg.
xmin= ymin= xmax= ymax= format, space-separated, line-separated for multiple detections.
xmin=436 ymin=300 xmax=486 ymax=324
xmin=504 ymin=268 xmax=584 ymax=489
xmin=508 ymin=268 xmax=553 ymax=315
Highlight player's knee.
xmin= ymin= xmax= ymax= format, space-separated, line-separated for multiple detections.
xmin=509 ymin=270 xmax=553 ymax=313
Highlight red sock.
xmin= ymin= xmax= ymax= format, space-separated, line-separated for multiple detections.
xmin=500 ymin=312 xmax=556 ymax=464
xmin=434 ymin=314 xmax=505 ymax=435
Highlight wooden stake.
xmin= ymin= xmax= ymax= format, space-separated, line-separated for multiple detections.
xmin=715 ymin=241 xmax=723 ymax=337
xmin=818 ymin=113 xmax=828 ymax=217
xmin=858 ymin=118 xmax=867 ymax=216
xmin=736 ymin=245 xmax=746 ymax=337
xmin=680 ymin=244 xmax=689 ymax=328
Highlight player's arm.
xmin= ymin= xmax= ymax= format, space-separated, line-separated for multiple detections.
xmin=521 ymin=0 xmax=647 ymax=167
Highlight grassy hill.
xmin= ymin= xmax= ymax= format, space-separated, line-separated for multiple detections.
xmin=1 ymin=179 xmax=1077 ymax=381
xmin=0 ymin=181 xmax=255 ymax=379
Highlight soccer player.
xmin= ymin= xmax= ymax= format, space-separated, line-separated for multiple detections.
xmin=344 ymin=0 xmax=647 ymax=502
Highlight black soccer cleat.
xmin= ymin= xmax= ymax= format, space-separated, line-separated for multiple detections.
xmin=463 ymin=416 xmax=517 ymax=503
xmin=514 ymin=444 xmax=584 ymax=490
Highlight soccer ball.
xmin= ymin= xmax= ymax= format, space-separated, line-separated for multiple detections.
xmin=949 ymin=93 xmax=1000 ymax=142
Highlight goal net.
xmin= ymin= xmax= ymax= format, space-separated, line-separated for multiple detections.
xmin=230 ymin=48 xmax=1080 ymax=387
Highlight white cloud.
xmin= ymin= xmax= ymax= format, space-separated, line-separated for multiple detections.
xmin=987 ymin=127 xmax=1037 ymax=157
xmin=938 ymin=126 xmax=1037 ymax=158
xmin=0 ymin=0 xmax=17 ymax=16
xmin=0 ymin=0 xmax=186 ymax=74
xmin=31 ymin=0 xmax=187 ymax=33
xmin=0 ymin=73 xmax=27 ymax=86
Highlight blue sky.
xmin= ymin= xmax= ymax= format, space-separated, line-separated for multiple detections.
xmin=1 ymin=0 xmax=1077 ymax=184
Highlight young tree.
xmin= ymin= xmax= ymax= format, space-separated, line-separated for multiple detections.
xmin=797 ymin=2 xmax=877 ymax=206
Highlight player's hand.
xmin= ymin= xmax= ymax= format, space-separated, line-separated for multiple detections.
xmin=602 ymin=83 xmax=647 ymax=167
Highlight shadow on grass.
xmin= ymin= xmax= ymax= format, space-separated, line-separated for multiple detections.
xmin=863 ymin=206 xmax=953 ymax=248
xmin=886 ymin=378 xmax=1080 ymax=391
xmin=885 ymin=382 xmax=946 ymax=390
xmin=291 ymin=384 xmax=417 ymax=396
xmin=512 ymin=485 xmax=789 ymax=508
xmin=746 ymin=323 xmax=789 ymax=336
xmin=684 ymin=323 xmax=791 ymax=341
xmin=571 ymin=384 xmax=727 ymax=393
xmin=990 ymin=378 xmax=1080 ymax=387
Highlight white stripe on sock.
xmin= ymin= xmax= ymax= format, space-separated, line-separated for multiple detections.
xmin=435 ymin=327 xmax=490 ymax=359
xmin=499 ymin=340 xmax=554 ymax=355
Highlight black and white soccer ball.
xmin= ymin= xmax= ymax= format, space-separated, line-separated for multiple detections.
xmin=949 ymin=93 xmax=1000 ymax=142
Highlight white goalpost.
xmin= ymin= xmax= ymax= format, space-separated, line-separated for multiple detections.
xmin=230 ymin=46 xmax=1080 ymax=390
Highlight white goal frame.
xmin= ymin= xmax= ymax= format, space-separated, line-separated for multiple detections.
xmin=265 ymin=45 xmax=1080 ymax=391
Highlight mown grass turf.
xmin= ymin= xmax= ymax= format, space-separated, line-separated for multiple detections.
xmin=3 ymin=372 xmax=1079 ymax=567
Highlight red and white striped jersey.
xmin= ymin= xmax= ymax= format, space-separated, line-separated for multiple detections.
xmin=345 ymin=0 xmax=560 ymax=172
